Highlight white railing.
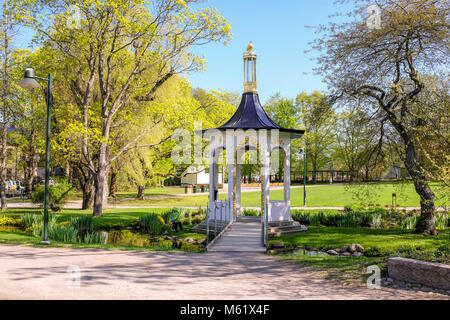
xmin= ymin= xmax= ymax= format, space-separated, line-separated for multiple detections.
xmin=206 ymin=199 xmax=234 ymax=248
xmin=210 ymin=199 xmax=232 ymax=222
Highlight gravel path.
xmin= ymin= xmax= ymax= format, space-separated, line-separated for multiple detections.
xmin=0 ymin=245 xmax=448 ymax=300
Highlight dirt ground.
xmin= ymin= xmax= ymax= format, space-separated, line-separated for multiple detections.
xmin=0 ymin=244 xmax=448 ymax=300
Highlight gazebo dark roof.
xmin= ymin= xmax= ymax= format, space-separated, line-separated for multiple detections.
xmin=215 ymin=92 xmax=304 ymax=139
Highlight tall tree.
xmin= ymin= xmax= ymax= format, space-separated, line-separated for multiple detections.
xmin=333 ymin=102 xmax=383 ymax=181
xmin=22 ymin=0 xmax=231 ymax=216
xmin=0 ymin=1 xmax=19 ymax=210
xmin=296 ymin=91 xmax=336 ymax=183
xmin=313 ymin=0 xmax=449 ymax=234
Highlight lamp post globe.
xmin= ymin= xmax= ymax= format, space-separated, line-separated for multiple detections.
xmin=18 ymin=68 xmax=41 ymax=88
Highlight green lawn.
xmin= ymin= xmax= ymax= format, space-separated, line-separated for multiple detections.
xmin=111 ymin=182 xmax=448 ymax=208
xmin=271 ymin=226 xmax=449 ymax=284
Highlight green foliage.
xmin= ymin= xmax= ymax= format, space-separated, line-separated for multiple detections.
xmin=274 ymin=226 xmax=449 ymax=264
xmin=242 ymin=209 xmax=261 ymax=216
xmin=22 ymin=212 xmax=58 ymax=236
xmin=0 ymin=216 xmax=21 ymax=226
xmin=22 ymin=213 xmax=41 ymax=229
xmin=292 ymin=208 xmax=447 ymax=231
xmin=435 ymin=213 xmax=449 ymax=230
xmin=399 ymin=212 xmax=448 ymax=230
xmin=139 ymin=213 xmax=165 ymax=235
xmin=191 ymin=217 xmax=203 ymax=224
xmin=31 ymin=179 xmax=74 ymax=211
xmin=83 ymin=232 xmax=106 ymax=244
xmin=70 ymin=215 xmax=94 ymax=234
xmin=160 ymin=210 xmax=172 ymax=224
xmin=399 ymin=214 xmax=421 ymax=230
xmin=291 ymin=209 xmax=383 ymax=228
xmin=48 ymin=224 xmax=78 ymax=243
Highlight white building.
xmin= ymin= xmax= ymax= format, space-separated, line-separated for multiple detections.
xmin=181 ymin=165 xmax=224 ymax=187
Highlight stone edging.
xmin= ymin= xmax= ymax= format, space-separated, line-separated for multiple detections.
xmin=387 ymin=257 xmax=450 ymax=290
xmin=205 ymin=220 xmax=234 ymax=252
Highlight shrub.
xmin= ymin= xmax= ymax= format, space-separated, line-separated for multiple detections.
xmin=139 ymin=213 xmax=164 ymax=235
xmin=160 ymin=210 xmax=172 ymax=224
xmin=400 ymin=214 xmax=420 ymax=230
xmin=84 ymin=232 xmax=106 ymax=244
xmin=435 ymin=212 xmax=449 ymax=230
xmin=48 ymin=224 xmax=78 ymax=243
xmin=192 ymin=217 xmax=203 ymax=224
xmin=31 ymin=179 xmax=74 ymax=211
xmin=242 ymin=209 xmax=260 ymax=216
xmin=70 ymin=216 xmax=94 ymax=234
xmin=291 ymin=212 xmax=311 ymax=225
xmin=22 ymin=212 xmax=57 ymax=236
xmin=339 ymin=212 xmax=360 ymax=227
xmin=0 ymin=216 xmax=20 ymax=226
xmin=364 ymin=246 xmax=387 ymax=257
xmin=22 ymin=213 xmax=42 ymax=229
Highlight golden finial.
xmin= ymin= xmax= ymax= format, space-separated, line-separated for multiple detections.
xmin=243 ymin=41 xmax=257 ymax=93
xmin=246 ymin=41 xmax=254 ymax=53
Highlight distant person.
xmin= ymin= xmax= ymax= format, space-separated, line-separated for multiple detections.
xmin=171 ymin=210 xmax=182 ymax=232
xmin=329 ymin=177 xmax=333 ymax=184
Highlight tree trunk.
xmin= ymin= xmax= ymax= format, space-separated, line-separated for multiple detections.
xmin=25 ymin=145 xmax=38 ymax=197
xmin=137 ymin=186 xmax=145 ymax=200
xmin=403 ymin=141 xmax=436 ymax=235
xmin=93 ymin=142 xmax=109 ymax=216
xmin=109 ymin=168 xmax=118 ymax=198
xmin=82 ymin=183 xmax=95 ymax=210
xmin=312 ymin=166 xmax=317 ymax=184
xmin=0 ymin=24 xmax=9 ymax=212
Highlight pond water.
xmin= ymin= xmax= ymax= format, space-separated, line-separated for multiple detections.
xmin=107 ymin=229 xmax=170 ymax=248
xmin=292 ymin=249 xmax=329 ymax=257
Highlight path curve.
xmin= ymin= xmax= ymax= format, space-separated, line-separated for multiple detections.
xmin=0 ymin=245 xmax=447 ymax=300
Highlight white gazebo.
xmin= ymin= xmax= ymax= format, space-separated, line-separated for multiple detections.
xmin=200 ymin=42 xmax=304 ymax=246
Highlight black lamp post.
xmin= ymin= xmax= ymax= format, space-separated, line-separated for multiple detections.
xmin=19 ymin=68 xmax=53 ymax=244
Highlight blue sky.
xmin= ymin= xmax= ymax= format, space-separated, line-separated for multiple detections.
xmin=188 ymin=0 xmax=353 ymax=103
xmin=14 ymin=0 xmax=354 ymax=104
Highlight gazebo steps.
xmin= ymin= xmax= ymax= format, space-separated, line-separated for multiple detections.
xmin=268 ymin=221 xmax=298 ymax=227
xmin=268 ymin=225 xmax=307 ymax=233
xmin=267 ymin=220 xmax=308 ymax=238
xmin=269 ymin=228 xmax=307 ymax=238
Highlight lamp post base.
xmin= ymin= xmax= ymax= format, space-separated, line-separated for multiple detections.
xmin=40 ymin=240 xmax=51 ymax=245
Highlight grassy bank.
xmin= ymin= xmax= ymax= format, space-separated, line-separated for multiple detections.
xmin=271 ymin=227 xmax=449 ymax=284
xmin=0 ymin=208 xmax=206 ymax=252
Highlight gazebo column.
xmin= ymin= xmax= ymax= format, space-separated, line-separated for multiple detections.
xmin=227 ymin=132 xmax=236 ymax=221
xmin=283 ymin=142 xmax=291 ymax=219
xmin=261 ymin=140 xmax=270 ymax=223
xmin=209 ymin=149 xmax=218 ymax=220
xmin=236 ymin=164 xmax=241 ymax=217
